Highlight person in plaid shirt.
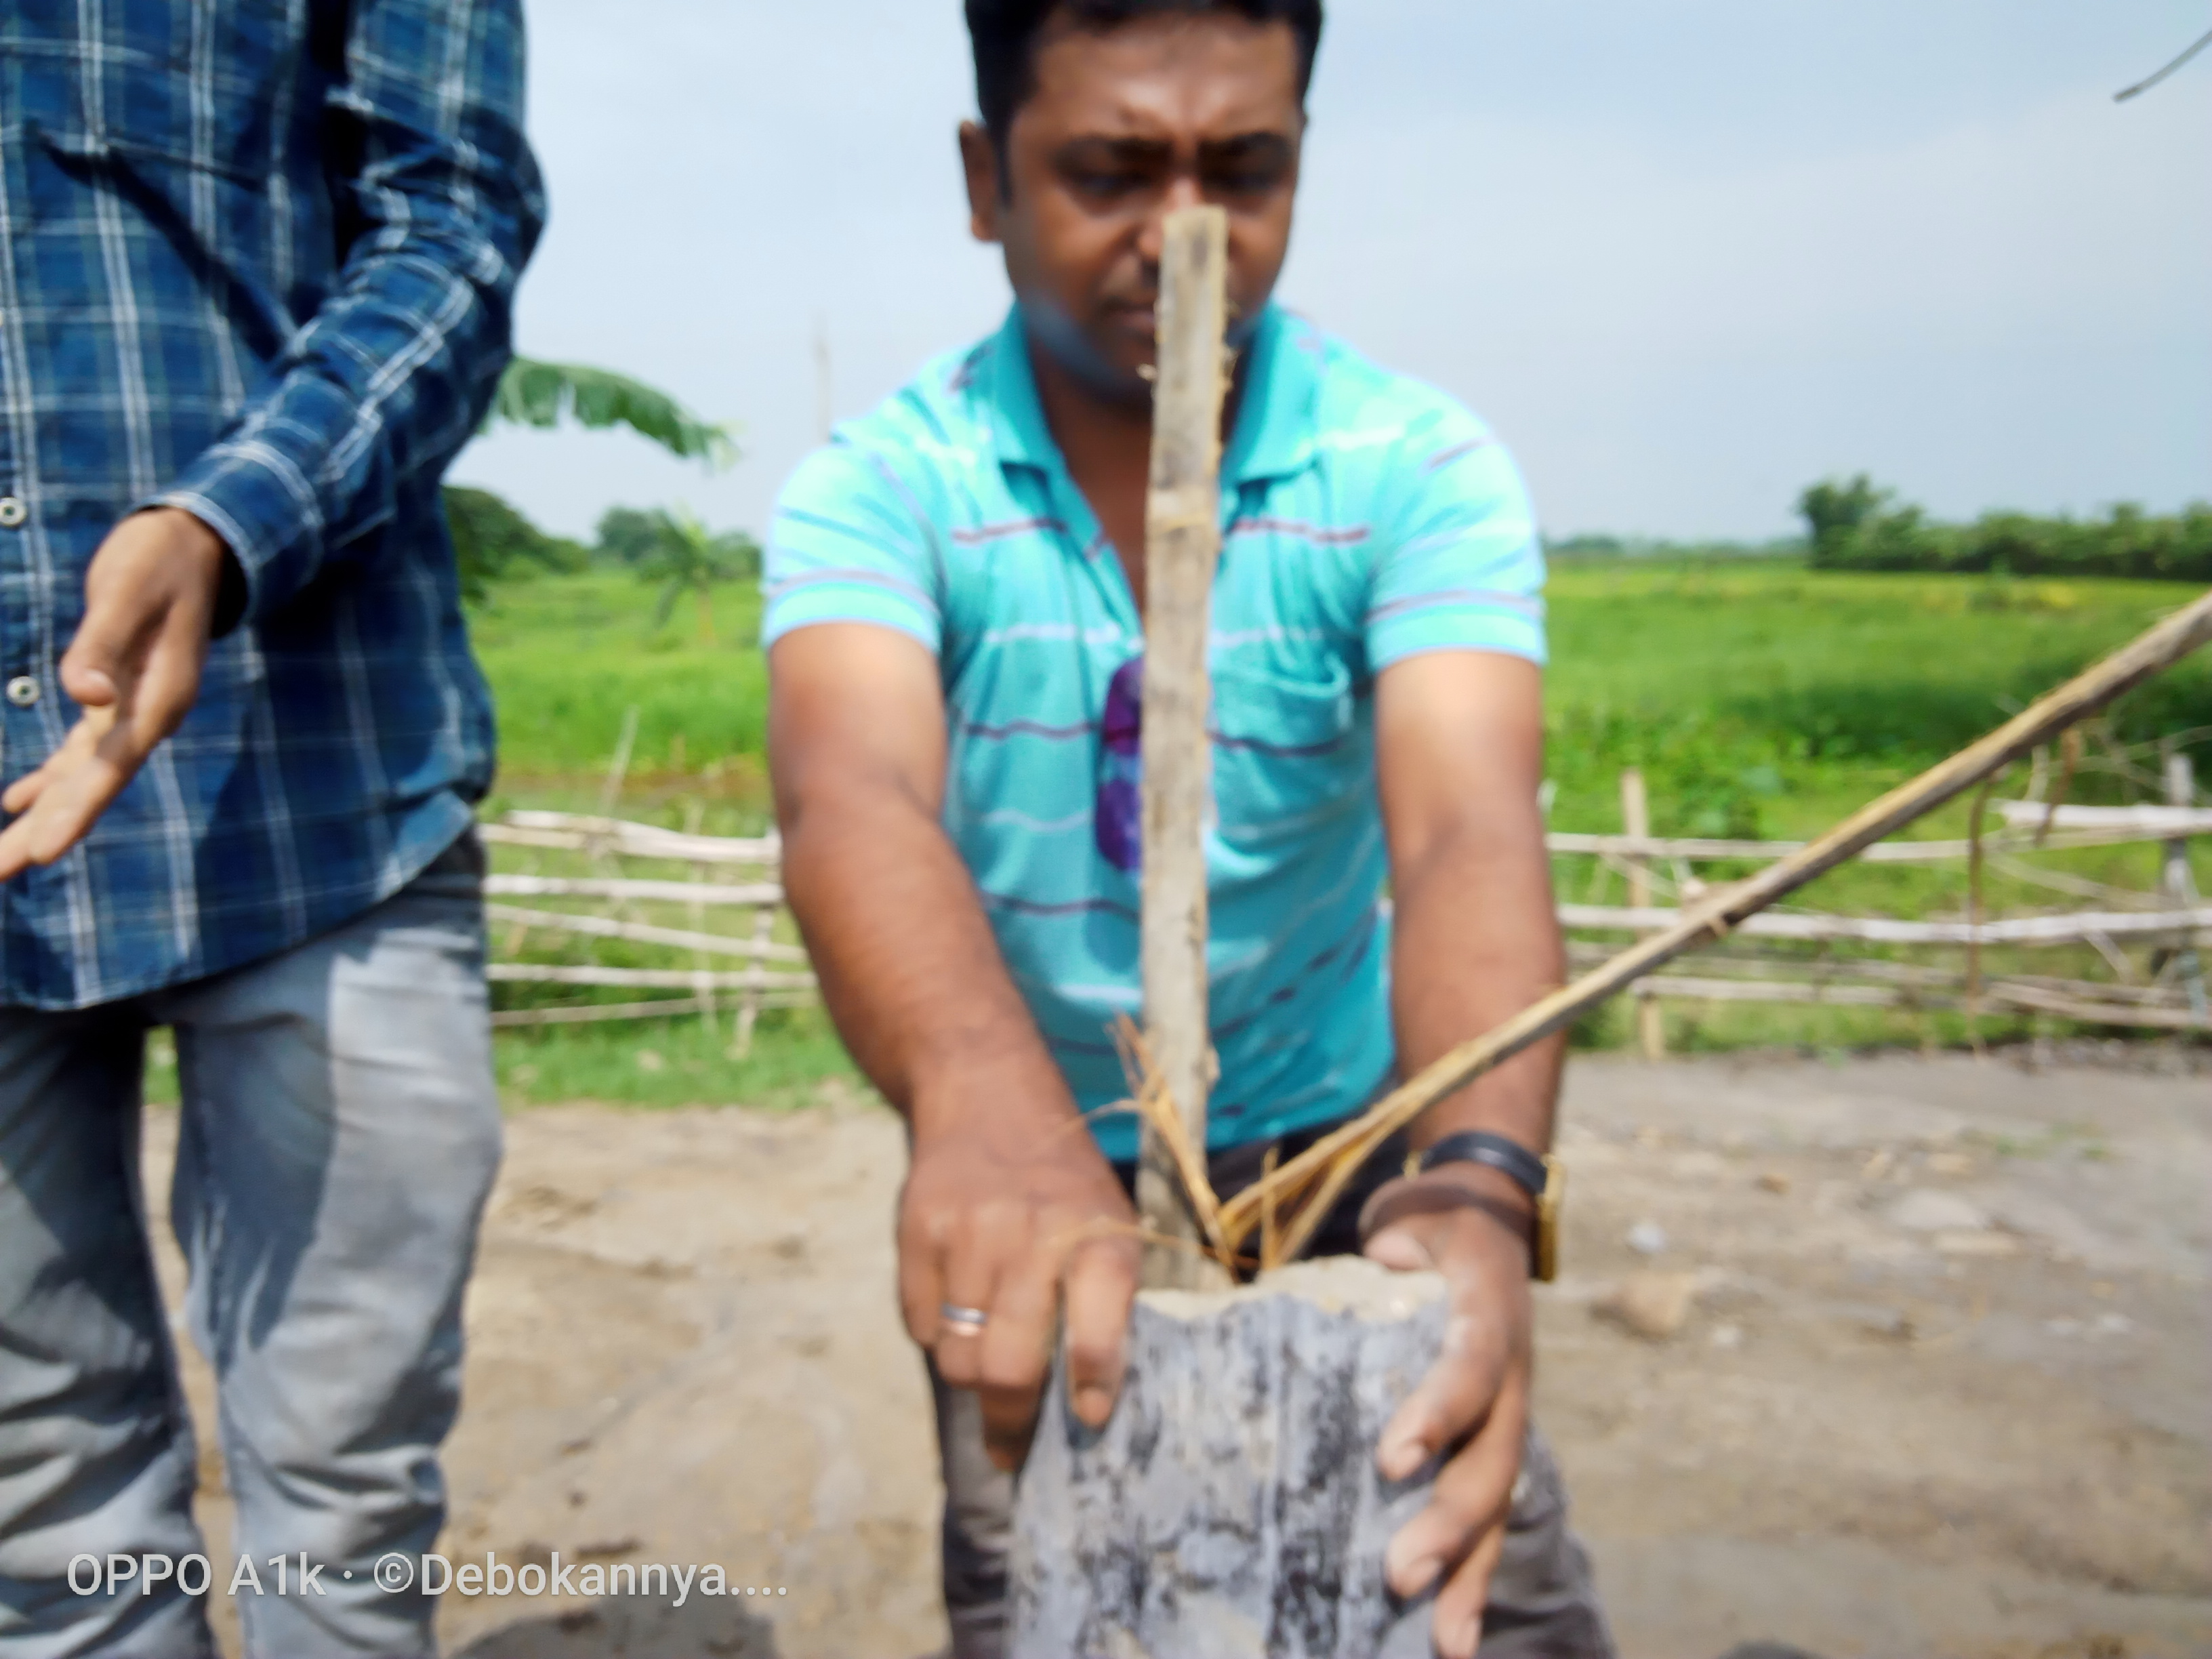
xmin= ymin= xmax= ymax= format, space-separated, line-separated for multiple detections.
xmin=0 ymin=3 xmax=543 ymax=1653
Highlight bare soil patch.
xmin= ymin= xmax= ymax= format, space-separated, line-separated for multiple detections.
xmin=146 ymin=1052 xmax=2211 ymax=1658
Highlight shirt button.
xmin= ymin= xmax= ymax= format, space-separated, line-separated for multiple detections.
xmin=5 ymin=676 xmax=38 ymax=708
xmin=0 ymin=497 xmax=25 ymax=529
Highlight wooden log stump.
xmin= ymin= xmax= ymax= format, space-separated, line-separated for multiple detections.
xmin=1010 ymin=1257 xmax=1446 ymax=1659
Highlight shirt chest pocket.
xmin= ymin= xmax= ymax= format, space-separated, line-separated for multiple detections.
xmin=17 ymin=0 xmax=296 ymax=187
xmin=1209 ymin=660 xmax=1368 ymax=849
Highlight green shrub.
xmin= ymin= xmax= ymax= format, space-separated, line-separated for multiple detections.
xmin=444 ymin=485 xmax=587 ymax=602
xmin=1802 ymin=478 xmax=2212 ymax=581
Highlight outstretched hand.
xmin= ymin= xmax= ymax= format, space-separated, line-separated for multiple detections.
xmin=1362 ymin=1170 xmax=1537 ymax=1659
xmin=0 ymin=508 xmax=228 ymax=881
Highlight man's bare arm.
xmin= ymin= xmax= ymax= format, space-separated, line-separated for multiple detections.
xmin=1362 ymin=648 xmax=1563 ymax=1659
xmin=771 ymin=623 xmax=1057 ymax=1115
xmin=1378 ymin=650 xmax=1565 ymax=1156
xmin=769 ymin=624 xmax=1139 ymax=1462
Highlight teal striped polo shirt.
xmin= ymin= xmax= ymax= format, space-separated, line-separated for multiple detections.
xmin=764 ymin=303 xmax=1547 ymax=1161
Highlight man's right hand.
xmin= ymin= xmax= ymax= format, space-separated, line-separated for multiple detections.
xmin=899 ymin=1088 xmax=1141 ymax=1471
xmin=770 ymin=621 xmax=1141 ymax=1469
xmin=0 ymin=507 xmax=228 ymax=882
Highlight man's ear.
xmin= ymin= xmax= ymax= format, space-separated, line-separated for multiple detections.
xmin=958 ymin=121 xmax=1005 ymax=244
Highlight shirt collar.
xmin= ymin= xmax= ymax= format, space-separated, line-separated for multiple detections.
xmin=1222 ymin=302 xmax=1322 ymax=487
xmin=983 ymin=301 xmax=1322 ymax=489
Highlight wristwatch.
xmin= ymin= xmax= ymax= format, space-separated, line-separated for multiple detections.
xmin=1403 ymin=1130 xmax=1563 ymax=1283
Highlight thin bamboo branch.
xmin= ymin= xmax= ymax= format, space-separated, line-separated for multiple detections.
xmin=491 ymin=996 xmax=815 ymax=1029
xmin=486 ymin=876 xmax=785 ymax=906
xmin=1983 ymin=981 xmax=2207 ymax=1033
xmin=1998 ymin=802 xmax=2212 ymax=835
xmin=495 ymin=997 xmax=699 ymax=1027
xmin=490 ymin=813 xmax=781 ymax=865
xmin=2034 ymin=728 xmax=2084 ymax=847
xmin=485 ymin=903 xmax=811 ymax=963
xmin=487 ymin=964 xmax=817 ymax=991
xmin=597 ymin=706 xmax=640 ymax=821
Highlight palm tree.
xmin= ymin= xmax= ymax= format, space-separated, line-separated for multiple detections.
xmin=448 ymin=359 xmax=739 ymax=603
xmin=636 ymin=508 xmax=762 ymax=644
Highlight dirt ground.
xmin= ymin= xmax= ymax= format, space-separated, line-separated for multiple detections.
xmin=144 ymin=1050 xmax=2211 ymax=1659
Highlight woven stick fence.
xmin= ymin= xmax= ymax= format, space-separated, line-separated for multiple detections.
xmin=478 ymin=608 xmax=2205 ymax=1076
xmin=477 ymin=784 xmax=2207 ymax=1040
xmin=479 ymin=811 xmax=813 ymax=1045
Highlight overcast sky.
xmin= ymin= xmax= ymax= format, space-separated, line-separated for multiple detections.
xmin=451 ymin=1 xmax=2212 ymax=544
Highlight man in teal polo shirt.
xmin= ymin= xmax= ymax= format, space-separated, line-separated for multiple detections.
xmin=766 ymin=3 xmax=1614 ymax=1655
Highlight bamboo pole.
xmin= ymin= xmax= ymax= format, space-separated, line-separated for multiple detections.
xmin=1136 ymin=205 xmax=1235 ymax=1293
xmin=1621 ymin=769 xmax=1666 ymax=1060
xmin=1557 ymin=900 xmax=2212 ymax=945
xmin=1220 ymin=588 xmax=2212 ymax=1258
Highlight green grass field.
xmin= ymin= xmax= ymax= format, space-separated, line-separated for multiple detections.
xmin=462 ymin=561 xmax=2210 ymax=1107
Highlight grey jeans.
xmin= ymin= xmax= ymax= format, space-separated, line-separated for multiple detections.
xmin=931 ymin=1129 xmax=1617 ymax=1659
xmin=0 ymin=838 xmax=503 ymax=1658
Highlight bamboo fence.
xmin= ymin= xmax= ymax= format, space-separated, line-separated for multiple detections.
xmin=478 ymin=764 xmax=2207 ymax=1042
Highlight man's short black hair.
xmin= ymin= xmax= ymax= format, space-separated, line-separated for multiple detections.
xmin=966 ymin=0 xmax=1324 ymax=146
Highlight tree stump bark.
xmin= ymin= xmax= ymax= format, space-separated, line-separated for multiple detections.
xmin=1010 ymin=1258 xmax=1446 ymax=1659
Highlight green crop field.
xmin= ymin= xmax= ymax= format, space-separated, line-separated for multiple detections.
xmin=413 ymin=560 xmax=2209 ymax=1110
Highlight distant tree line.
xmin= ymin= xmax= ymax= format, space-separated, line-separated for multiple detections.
xmin=443 ymin=487 xmax=761 ymax=638
xmin=1544 ymin=532 xmax=1801 ymax=561
xmin=1800 ymin=476 xmax=2212 ymax=581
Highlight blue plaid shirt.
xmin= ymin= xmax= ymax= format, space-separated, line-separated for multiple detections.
xmin=0 ymin=0 xmax=544 ymax=1009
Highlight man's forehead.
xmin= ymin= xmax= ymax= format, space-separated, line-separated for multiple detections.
xmin=1020 ymin=14 xmax=1303 ymax=142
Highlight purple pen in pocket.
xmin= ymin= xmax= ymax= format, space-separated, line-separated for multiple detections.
xmin=1094 ymin=656 xmax=1144 ymax=873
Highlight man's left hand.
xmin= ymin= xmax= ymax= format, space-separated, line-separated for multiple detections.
xmin=0 ymin=507 xmax=228 ymax=881
xmin=1362 ymin=1170 xmax=1536 ymax=1659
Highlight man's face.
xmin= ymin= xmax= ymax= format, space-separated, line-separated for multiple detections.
xmin=962 ymin=12 xmax=1305 ymax=405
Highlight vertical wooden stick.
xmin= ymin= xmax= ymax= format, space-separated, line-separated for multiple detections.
xmin=733 ymin=902 xmax=775 ymax=1057
xmin=683 ymin=802 xmax=718 ymax=1039
xmin=1137 ymin=207 xmax=1234 ymax=1292
xmin=2163 ymin=747 xmax=2208 ymax=1025
xmin=1621 ymin=769 xmax=1666 ymax=1061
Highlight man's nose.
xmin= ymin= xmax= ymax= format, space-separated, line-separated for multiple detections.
xmin=1136 ymin=174 xmax=1210 ymax=264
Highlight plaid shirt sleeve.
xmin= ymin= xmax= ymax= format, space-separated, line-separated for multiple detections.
xmin=152 ymin=0 xmax=546 ymax=627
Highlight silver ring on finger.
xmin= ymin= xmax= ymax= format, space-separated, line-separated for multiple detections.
xmin=940 ymin=1303 xmax=989 ymax=1336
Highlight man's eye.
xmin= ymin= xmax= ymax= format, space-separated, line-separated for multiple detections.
xmin=1073 ymin=169 xmax=1144 ymax=197
xmin=1209 ymin=165 xmax=1286 ymax=197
